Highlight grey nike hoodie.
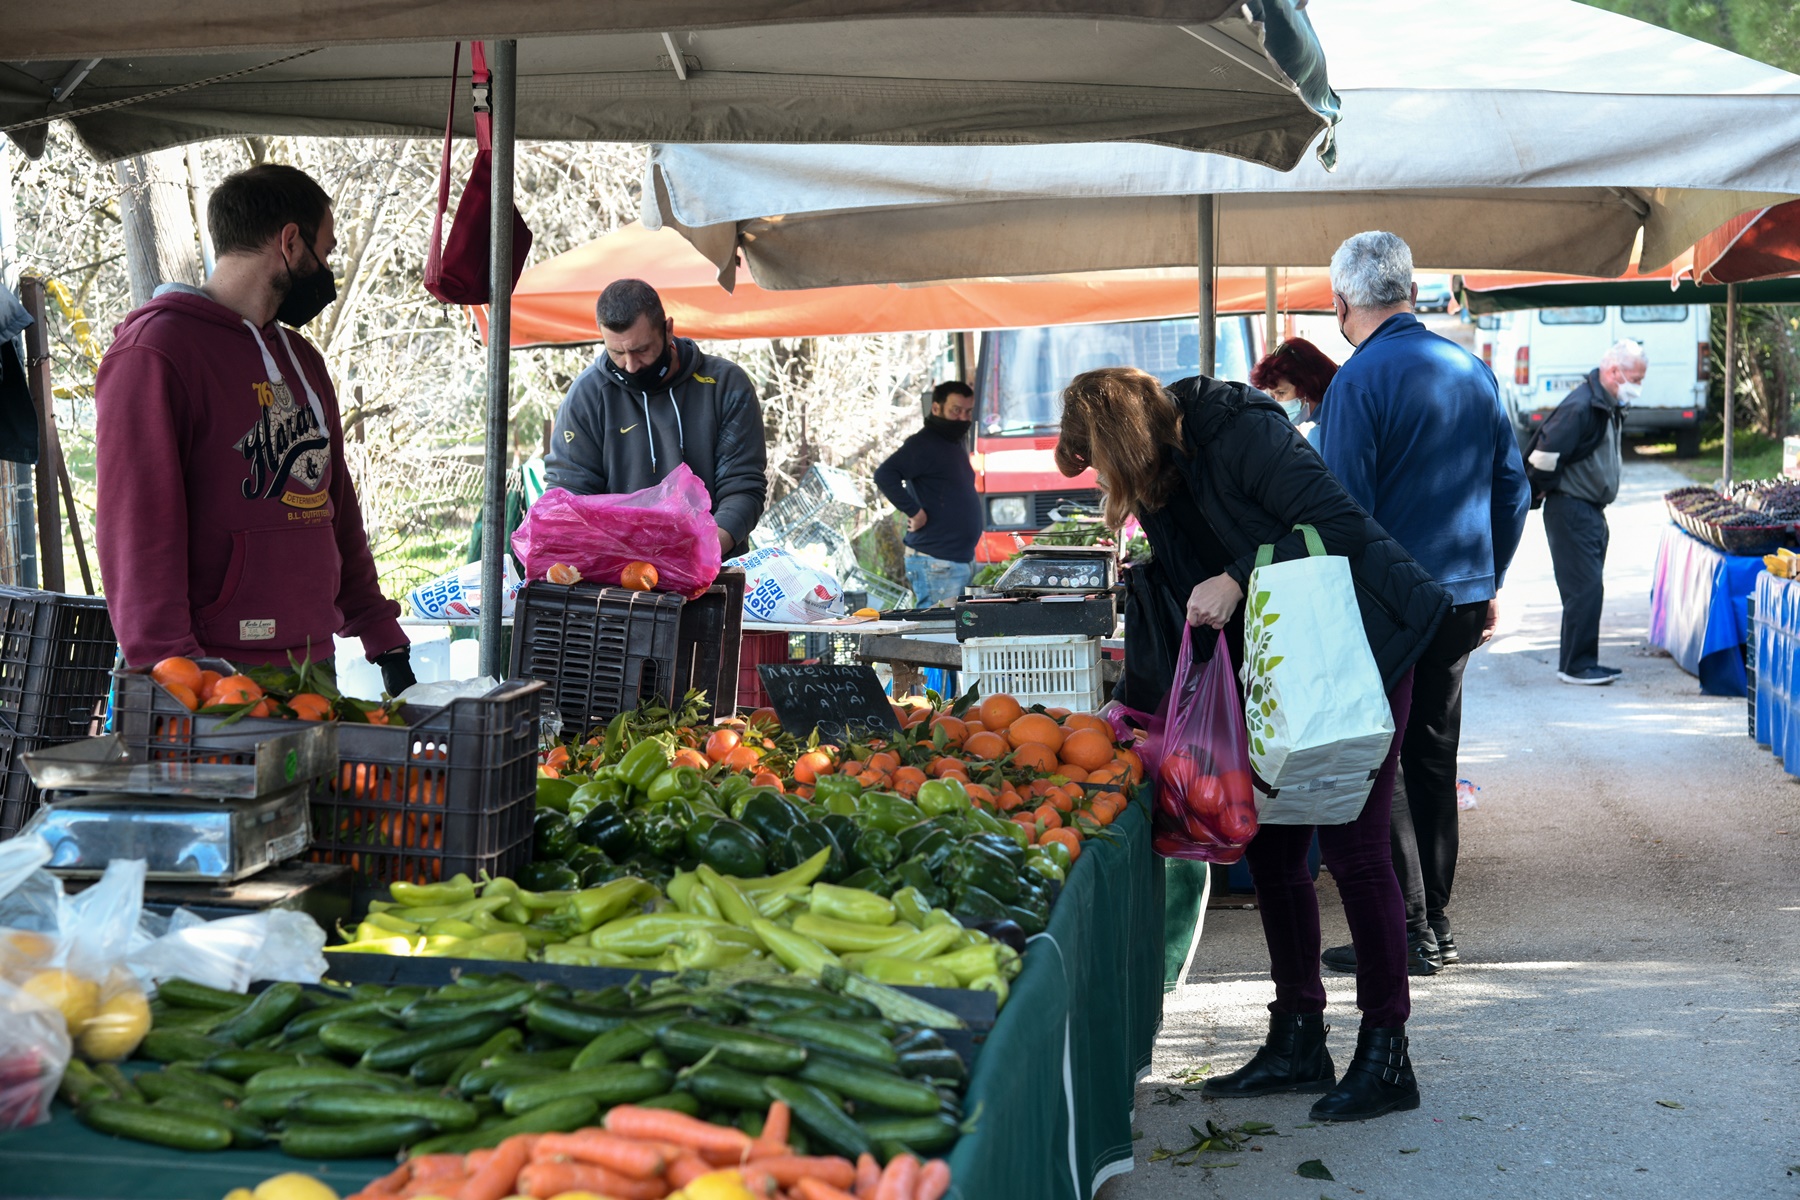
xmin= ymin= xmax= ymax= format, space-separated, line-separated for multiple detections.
xmin=544 ymin=336 xmax=768 ymax=548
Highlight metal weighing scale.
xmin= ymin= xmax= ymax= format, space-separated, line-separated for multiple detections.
xmin=22 ymin=727 xmax=336 ymax=882
xmin=953 ymin=545 xmax=1119 ymax=641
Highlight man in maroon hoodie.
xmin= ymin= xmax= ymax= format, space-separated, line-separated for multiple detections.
xmin=95 ymin=164 xmax=414 ymax=693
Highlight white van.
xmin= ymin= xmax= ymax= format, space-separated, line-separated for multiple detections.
xmin=1484 ymin=304 xmax=1709 ymax=456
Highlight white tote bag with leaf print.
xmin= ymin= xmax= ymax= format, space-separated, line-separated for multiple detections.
xmin=1240 ymin=524 xmax=1394 ymax=825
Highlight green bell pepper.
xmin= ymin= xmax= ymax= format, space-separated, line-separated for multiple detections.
xmin=617 ymin=738 xmax=672 ymax=793
xmin=778 ymin=823 xmax=847 ymax=883
xmin=820 ymin=790 xmax=860 ymax=817
xmin=1035 ymin=839 xmax=1074 ymax=873
xmin=630 ymin=811 xmax=687 ymax=862
xmin=716 ymin=773 xmax=751 ymax=805
xmin=520 ymin=860 xmax=580 ymax=892
xmin=737 ymin=791 xmax=799 ymax=842
xmin=950 ymin=885 xmax=1011 ymax=925
xmin=944 ymin=842 xmax=1021 ymax=904
xmin=533 ymin=810 xmax=579 ymax=861
xmin=536 ymin=777 xmax=577 ymax=813
xmin=915 ymin=778 xmax=971 ymax=817
xmin=898 ymin=820 xmax=957 ymax=860
xmin=645 ymin=766 xmax=703 ymax=806
xmin=969 ymin=831 xmax=1026 ymax=871
xmin=858 ymin=794 xmax=925 ymax=836
xmin=809 ymin=882 xmax=896 ymax=926
xmin=572 ymin=778 xmax=630 ymax=820
xmin=687 ymin=818 xmax=769 ymax=879
xmin=848 ymin=828 xmax=903 ymax=874
xmin=390 ymin=873 xmax=476 ymax=908
xmin=836 ymin=867 xmax=891 ymax=896
xmin=813 ymin=773 xmax=863 ymax=804
xmin=893 ymin=858 xmax=948 ymax=909
xmin=1024 ymin=848 xmax=1067 ymax=884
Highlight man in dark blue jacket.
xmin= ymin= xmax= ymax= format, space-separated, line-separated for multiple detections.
xmin=1314 ymin=231 xmax=1531 ymax=976
xmin=874 ymin=382 xmax=982 ymax=606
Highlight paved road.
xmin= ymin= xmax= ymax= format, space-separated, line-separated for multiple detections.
xmin=1102 ymin=461 xmax=1800 ymax=1199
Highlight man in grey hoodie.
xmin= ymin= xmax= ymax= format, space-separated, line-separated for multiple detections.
xmin=546 ymin=279 xmax=768 ymax=555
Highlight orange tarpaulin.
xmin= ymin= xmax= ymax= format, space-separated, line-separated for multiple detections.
xmin=491 ymin=222 xmax=1337 ymax=347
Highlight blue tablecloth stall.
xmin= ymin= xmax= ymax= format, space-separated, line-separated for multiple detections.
xmin=1753 ymin=570 xmax=1800 ymax=776
xmin=1648 ymin=524 xmax=1763 ymax=696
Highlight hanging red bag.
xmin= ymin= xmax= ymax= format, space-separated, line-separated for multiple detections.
xmin=1138 ymin=625 xmax=1259 ymax=864
xmin=424 ymin=42 xmax=532 ymax=305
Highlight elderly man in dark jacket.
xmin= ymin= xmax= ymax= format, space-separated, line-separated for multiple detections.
xmin=546 ymin=278 xmax=767 ymax=556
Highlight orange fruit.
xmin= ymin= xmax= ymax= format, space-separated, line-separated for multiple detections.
xmin=152 ymin=657 xmax=204 ymax=696
xmin=751 ymin=770 xmax=785 ymax=793
xmin=288 ymin=692 xmax=333 ymax=721
xmin=620 ymin=561 xmax=659 ymax=591
xmin=997 ymin=788 xmax=1026 ymax=812
xmin=546 ymin=563 xmax=583 ymax=585
xmin=705 ymin=729 xmax=743 ymax=764
xmin=938 ymin=768 xmax=970 ymax=784
xmin=363 ymin=705 xmax=390 ymax=725
xmin=249 ymin=698 xmax=275 ymax=718
xmin=1041 ymin=827 xmax=1083 ymax=862
xmin=903 ymin=707 xmax=931 ymax=728
xmin=793 ymin=750 xmax=835 ymax=784
xmin=669 ymin=747 xmax=708 ymax=770
xmin=723 ymin=745 xmax=762 ymax=772
xmin=1088 ymin=797 xmax=1123 ymax=825
xmin=928 ymin=756 xmax=968 ymax=779
xmin=1118 ymin=747 xmax=1146 ymax=785
xmin=962 ymin=720 xmax=986 ymax=736
xmin=964 ymin=783 xmax=996 ymax=808
xmin=1060 ymin=728 xmax=1115 ymax=772
xmin=1086 ymin=763 xmax=1124 ymax=786
xmin=162 ymin=682 xmax=199 ymax=712
xmin=1007 ymin=713 xmax=1065 ymax=756
xmin=197 ymin=669 xmax=224 ymax=698
xmin=892 ymin=766 xmax=928 ymax=798
xmin=748 ymin=707 xmax=781 ymax=730
xmin=964 ymin=731 xmax=1008 ymax=761
xmin=867 ymin=751 xmax=900 ymax=775
xmin=1056 ymin=763 xmax=1090 ymax=783
xmin=1045 ymin=786 xmax=1075 ymax=814
xmin=929 ymin=714 xmax=968 ymax=747
xmin=978 ymin=694 xmax=1024 ymax=732
xmin=1063 ymin=712 xmax=1110 ymax=735
xmin=209 ymin=675 xmax=264 ymax=707
xmin=1046 ymin=706 xmax=1072 ymax=719
xmin=1031 ymin=803 xmax=1063 ymax=831
xmin=1011 ymin=742 xmax=1059 ymax=773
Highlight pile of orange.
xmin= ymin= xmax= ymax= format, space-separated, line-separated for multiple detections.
xmin=149 ymin=656 xmax=349 ymax=723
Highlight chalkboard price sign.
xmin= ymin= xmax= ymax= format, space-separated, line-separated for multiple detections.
xmin=758 ymin=663 xmax=902 ymax=743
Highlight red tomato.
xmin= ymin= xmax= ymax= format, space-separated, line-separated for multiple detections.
xmin=1216 ymin=799 xmax=1258 ymax=843
xmin=1219 ymin=769 xmax=1256 ymax=807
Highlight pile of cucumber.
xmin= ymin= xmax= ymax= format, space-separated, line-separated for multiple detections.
xmin=58 ymin=972 xmax=970 ymax=1163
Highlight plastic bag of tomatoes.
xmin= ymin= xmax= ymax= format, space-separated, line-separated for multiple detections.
xmin=1143 ymin=626 xmax=1258 ymax=863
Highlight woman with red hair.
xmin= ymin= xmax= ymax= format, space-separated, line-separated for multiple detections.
xmin=1251 ymin=338 xmax=1338 ymax=424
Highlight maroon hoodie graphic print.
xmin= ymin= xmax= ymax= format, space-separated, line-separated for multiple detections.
xmin=94 ymin=286 xmax=404 ymax=668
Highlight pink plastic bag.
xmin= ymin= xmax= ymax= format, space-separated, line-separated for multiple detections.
xmin=1136 ymin=626 xmax=1260 ymax=864
xmin=511 ymin=465 xmax=722 ymax=597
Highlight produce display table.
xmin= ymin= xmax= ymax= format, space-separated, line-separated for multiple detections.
xmin=1648 ymin=524 xmax=1763 ymax=696
xmin=1753 ymin=571 xmax=1800 ymax=776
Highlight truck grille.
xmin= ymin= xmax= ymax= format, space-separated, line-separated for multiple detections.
xmin=1033 ymin=490 xmax=1102 ymax=526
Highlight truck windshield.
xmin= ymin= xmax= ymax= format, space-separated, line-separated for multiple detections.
xmin=975 ymin=317 xmax=1251 ymax=436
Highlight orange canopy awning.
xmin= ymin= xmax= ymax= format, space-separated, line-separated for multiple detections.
xmin=492 ymin=222 xmax=1337 ymax=347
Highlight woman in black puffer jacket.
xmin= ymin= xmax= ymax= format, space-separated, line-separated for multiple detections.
xmin=1059 ymin=366 xmax=1448 ymax=1123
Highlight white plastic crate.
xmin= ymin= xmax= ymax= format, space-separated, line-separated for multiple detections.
xmin=960 ymin=635 xmax=1104 ymax=712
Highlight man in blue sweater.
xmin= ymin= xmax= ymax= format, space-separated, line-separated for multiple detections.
xmin=874 ymin=382 xmax=982 ymax=607
xmin=1314 ymin=231 xmax=1531 ymax=976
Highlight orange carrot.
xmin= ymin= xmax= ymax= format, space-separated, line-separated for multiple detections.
xmin=745 ymin=1157 xmax=859 ymax=1190
xmin=794 ymin=1180 xmax=861 ymax=1200
xmin=515 ymin=1160 xmax=669 ymax=1200
xmin=605 ymin=1106 xmax=754 ymax=1159
xmin=914 ymin=1160 xmax=951 ymax=1200
xmin=873 ymin=1154 xmax=919 ymax=1200
xmin=738 ymin=1167 xmax=782 ymax=1197
xmin=410 ymin=1155 xmax=472 ymax=1183
xmin=666 ymin=1152 xmax=715 ymax=1188
xmin=762 ymin=1100 xmax=792 ymax=1147
xmin=531 ymin=1131 xmax=668 ymax=1179
xmin=350 ymin=1162 xmax=413 ymax=1200
xmin=399 ymin=1176 xmax=467 ymax=1200
xmin=854 ymin=1153 xmax=882 ymax=1200
xmin=455 ymin=1133 xmax=538 ymax=1200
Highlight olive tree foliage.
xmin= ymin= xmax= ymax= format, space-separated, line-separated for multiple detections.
xmin=3 ymin=129 xmax=939 ymax=597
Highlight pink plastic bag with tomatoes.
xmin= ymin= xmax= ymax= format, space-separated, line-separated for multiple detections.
xmin=1138 ymin=626 xmax=1259 ymax=863
xmin=511 ymin=465 xmax=722 ymax=598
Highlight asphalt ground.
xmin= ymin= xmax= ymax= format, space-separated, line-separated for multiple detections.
xmin=1100 ymin=460 xmax=1800 ymax=1199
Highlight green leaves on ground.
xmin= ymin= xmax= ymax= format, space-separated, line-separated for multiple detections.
xmin=1150 ymin=1120 xmax=1275 ymax=1167
xmin=1151 ymin=1086 xmax=1190 ymax=1106
xmin=1656 ymin=1099 xmax=1684 ymax=1109
xmin=1296 ymin=1158 xmax=1335 ymax=1180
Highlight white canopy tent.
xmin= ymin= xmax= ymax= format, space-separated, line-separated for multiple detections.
xmin=645 ymin=0 xmax=1800 ymax=298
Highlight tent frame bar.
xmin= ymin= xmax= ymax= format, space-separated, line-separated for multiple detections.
xmin=479 ymin=39 xmax=517 ymax=677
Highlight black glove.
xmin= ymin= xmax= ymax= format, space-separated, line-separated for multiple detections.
xmin=375 ymin=647 xmax=417 ymax=697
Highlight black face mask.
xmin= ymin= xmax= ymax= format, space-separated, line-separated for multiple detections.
xmin=925 ymin=414 xmax=971 ymax=442
xmin=607 ymin=339 xmax=675 ymax=392
xmin=276 ymin=233 xmax=337 ymax=328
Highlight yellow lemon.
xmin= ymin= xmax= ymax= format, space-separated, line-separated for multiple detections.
xmin=77 ymin=985 xmax=152 ymax=1061
xmin=683 ymin=1172 xmax=759 ymax=1200
xmin=20 ymin=968 xmax=100 ymax=1031
xmin=224 ymin=1190 xmax=255 ymax=1200
xmin=252 ymin=1175 xmax=340 ymax=1200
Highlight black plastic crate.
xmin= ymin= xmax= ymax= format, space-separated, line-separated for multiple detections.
xmin=111 ymin=669 xmax=542 ymax=888
xmin=0 ymin=587 xmax=117 ymax=838
xmin=802 ymin=630 xmax=864 ymax=666
xmin=0 ymin=733 xmax=54 ymax=839
xmin=510 ymin=581 xmax=684 ymax=736
xmin=673 ymin=570 xmax=745 ymax=718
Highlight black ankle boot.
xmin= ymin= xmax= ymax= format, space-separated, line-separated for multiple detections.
xmin=1202 ymin=1013 xmax=1335 ymax=1098
xmin=1308 ymin=1026 xmax=1420 ymax=1121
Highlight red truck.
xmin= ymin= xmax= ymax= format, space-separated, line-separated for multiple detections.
xmin=963 ymin=315 xmax=1263 ymax=560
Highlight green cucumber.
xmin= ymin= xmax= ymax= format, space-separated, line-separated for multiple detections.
xmin=761 ymin=1016 xmax=898 ymax=1066
xmin=499 ymin=1064 xmax=673 ymax=1116
xmin=283 ymin=1034 xmax=330 ymax=1057
xmin=149 ymin=1097 xmax=269 ymax=1148
xmin=362 ymin=1011 xmax=514 ymax=1071
xmin=212 ymin=982 xmax=308 ymax=1046
xmin=679 ymin=1063 xmax=772 ymax=1111
xmin=283 ymin=998 xmax=392 ymax=1040
xmin=279 ymin=1117 xmax=434 ymax=1159
xmin=241 ymin=1088 xmax=312 ymax=1120
xmin=93 ymin=1063 xmax=142 ymax=1104
xmin=202 ymin=1049 xmax=304 ymax=1081
xmin=165 ymin=1066 xmax=245 ymax=1101
xmin=570 ymin=1023 xmax=656 ymax=1072
xmin=762 ymin=1076 xmax=872 ymax=1159
xmin=657 ymin=1021 xmax=807 ymax=1074
xmin=405 ymin=1096 xmax=599 ymax=1158
xmin=247 ymin=1064 xmax=409 ymax=1093
xmin=639 ymin=1048 xmax=672 ymax=1072
xmin=157 ymin=978 xmax=250 ymax=1011
xmin=796 ymin=1056 xmax=941 ymax=1115
xmin=411 ymin=1047 xmax=470 ymax=1086
xmin=493 ymin=1046 xmax=582 ymax=1071
xmin=318 ymin=1020 xmax=405 ymax=1058
xmin=79 ymin=1099 xmax=233 ymax=1152
xmin=522 ymin=998 xmax=628 ymax=1045
xmin=456 ymin=1063 xmax=556 ymax=1099
xmin=401 ymin=986 xmax=534 ymax=1028
xmin=729 ymin=980 xmax=879 ymax=1020
xmin=285 ymin=1088 xmax=480 ymax=1131
xmin=857 ymin=1114 xmax=959 ymax=1153
xmin=136 ymin=1070 xmax=230 ymax=1105
xmin=139 ymin=1029 xmax=232 ymax=1064
xmin=639 ymin=1091 xmax=702 ymax=1116
xmin=57 ymin=1060 xmax=114 ymax=1108
xmin=897 ymin=1047 xmax=967 ymax=1083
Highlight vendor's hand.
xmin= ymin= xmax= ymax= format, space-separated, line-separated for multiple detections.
xmin=908 ymin=509 xmax=929 ymax=533
xmin=375 ymin=647 xmax=416 ymax=697
xmin=717 ymin=526 xmax=735 ymax=557
xmin=1186 ymin=574 xmax=1244 ymax=630
xmin=1480 ymin=597 xmax=1499 ymax=646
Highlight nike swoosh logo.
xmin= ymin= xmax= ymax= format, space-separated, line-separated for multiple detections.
xmin=619 ymin=424 xmax=638 ymax=434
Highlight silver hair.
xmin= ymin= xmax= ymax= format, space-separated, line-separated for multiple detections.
xmin=1601 ymin=339 xmax=1647 ymax=370
xmin=1329 ymin=231 xmax=1414 ymax=309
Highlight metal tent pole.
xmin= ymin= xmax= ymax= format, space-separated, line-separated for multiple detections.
xmin=1264 ymin=266 xmax=1279 ymax=354
xmin=480 ymin=39 xmax=517 ymax=678
xmin=1197 ymin=195 xmax=1216 ymax=377
xmin=1722 ymin=282 xmax=1737 ymax=488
